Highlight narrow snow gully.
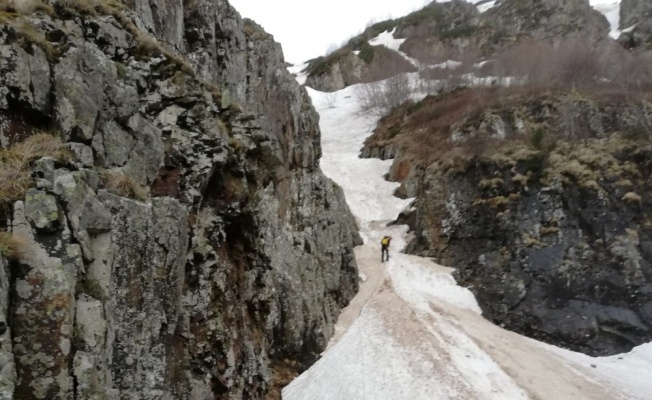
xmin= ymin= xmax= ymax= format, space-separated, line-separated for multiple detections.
xmin=282 ymin=84 xmax=652 ymax=400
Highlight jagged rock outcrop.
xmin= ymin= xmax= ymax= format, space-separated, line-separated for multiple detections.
xmin=361 ymin=89 xmax=652 ymax=356
xmin=303 ymin=45 xmax=416 ymax=92
xmin=305 ymin=0 xmax=611 ymax=92
xmin=618 ymin=0 xmax=652 ymax=50
xmin=395 ymin=0 xmax=485 ymax=62
xmin=0 ymin=0 xmax=360 ymax=398
xmin=484 ymin=0 xmax=609 ymax=43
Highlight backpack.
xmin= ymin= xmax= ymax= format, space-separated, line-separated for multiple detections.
xmin=381 ymin=237 xmax=390 ymax=246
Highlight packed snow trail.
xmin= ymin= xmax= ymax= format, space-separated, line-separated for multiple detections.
xmin=282 ymin=83 xmax=652 ymax=400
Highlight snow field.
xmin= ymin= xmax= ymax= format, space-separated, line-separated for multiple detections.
xmin=283 ymin=79 xmax=652 ymax=400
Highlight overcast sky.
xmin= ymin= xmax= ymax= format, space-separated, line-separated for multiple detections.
xmin=229 ymin=0 xmax=433 ymax=64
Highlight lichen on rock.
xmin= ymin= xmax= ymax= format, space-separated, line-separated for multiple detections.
xmin=0 ymin=0 xmax=360 ymax=398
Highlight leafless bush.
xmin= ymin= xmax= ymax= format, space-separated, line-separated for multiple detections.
xmin=493 ymin=38 xmax=652 ymax=92
xmin=325 ymin=91 xmax=338 ymax=108
xmin=355 ymin=73 xmax=414 ymax=114
xmin=356 ymin=54 xmax=417 ymax=114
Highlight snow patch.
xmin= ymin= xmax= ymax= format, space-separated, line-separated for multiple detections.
xmin=621 ymin=24 xmax=636 ymax=34
xmin=589 ymin=0 xmax=622 ymax=39
xmin=287 ymin=63 xmax=308 ymax=85
xmin=476 ymin=1 xmax=498 ymax=13
xmin=430 ymin=60 xmax=463 ymax=69
xmin=368 ymin=27 xmax=406 ymax=52
xmin=287 ymin=50 xmax=651 ymax=400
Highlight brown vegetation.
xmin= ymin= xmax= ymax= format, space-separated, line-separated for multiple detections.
xmin=100 ymin=170 xmax=148 ymax=201
xmin=0 ymin=133 xmax=67 ymax=203
xmin=402 ymin=37 xmax=652 ymax=101
xmin=268 ymin=359 xmax=300 ymax=400
xmin=0 ymin=231 xmax=28 ymax=260
xmin=492 ymin=38 xmax=652 ymax=91
xmin=366 ymin=78 xmax=652 ymax=200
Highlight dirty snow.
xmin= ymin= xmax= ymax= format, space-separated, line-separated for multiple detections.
xmin=282 ymin=78 xmax=652 ymax=400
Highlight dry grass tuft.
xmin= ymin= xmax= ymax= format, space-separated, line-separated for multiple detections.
xmin=478 ymin=178 xmax=504 ymax=190
xmin=53 ymin=0 xmax=124 ymax=16
xmin=101 ymin=171 xmax=148 ymax=201
xmin=523 ymin=234 xmax=543 ymax=248
xmin=0 ymin=133 xmax=66 ymax=203
xmin=11 ymin=133 xmax=68 ymax=162
xmin=622 ymin=192 xmax=642 ymax=204
xmin=1 ymin=0 xmax=53 ymax=24
xmin=540 ymin=226 xmax=560 ymax=236
xmin=134 ymin=32 xmax=194 ymax=74
xmin=0 ymin=231 xmax=28 ymax=260
xmin=268 ymin=360 xmax=300 ymax=400
xmin=0 ymin=161 xmax=32 ymax=204
xmin=512 ymin=173 xmax=529 ymax=186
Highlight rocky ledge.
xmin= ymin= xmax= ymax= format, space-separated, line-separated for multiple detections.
xmin=0 ymin=0 xmax=360 ymax=398
xmin=362 ymin=87 xmax=652 ymax=356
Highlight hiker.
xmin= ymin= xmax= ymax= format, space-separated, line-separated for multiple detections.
xmin=381 ymin=235 xmax=391 ymax=262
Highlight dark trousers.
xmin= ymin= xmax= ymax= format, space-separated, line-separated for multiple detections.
xmin=381 ymin=245 xmax=389 ymax=262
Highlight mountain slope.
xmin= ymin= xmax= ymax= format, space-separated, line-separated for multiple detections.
xmin=303 ymin=0 xmax=615 ymax=92
xmin=362 ymin=87 xmax=652 ymax=356
xmin=283 ymin=79 xmax=652 ymax=400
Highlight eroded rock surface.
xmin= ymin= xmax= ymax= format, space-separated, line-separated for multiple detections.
xmin=361 ymin=90 xmax=652 ymax=356
xmin=619 ymin=0 xmax=652 ymax=49
xmin=0 ymin=0 xmax=360 ymax=398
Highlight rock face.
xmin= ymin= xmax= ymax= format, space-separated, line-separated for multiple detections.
xmin=618 ymin=0 xmax=652 ymax=49
xmin=485 ymin=0 xmax=609 ymax=42
xmin=361 ymin=90 xmax=652 ymax=356
xmin=305 ymin=0 xmax=611 ymax=92
xmin=304 ymin=45 xmax=416 ymax=92
xmin=0 ymin=0 xmax=360 ymax=398
xmin=0 ymin=257 xmax=14 ymax=400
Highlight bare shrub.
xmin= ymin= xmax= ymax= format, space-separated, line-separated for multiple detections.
xmin=622 ymin=192 xmax=642 ymax=204
xmin=355 ymin=73 xmax=414 ymax=114
xmin=325 ymin=91 xmax=338 ymax=108
xmin=493 ymin=37 xmax=652 ymax=92
xmin=356 ymin=53 xmax=416 ymax=113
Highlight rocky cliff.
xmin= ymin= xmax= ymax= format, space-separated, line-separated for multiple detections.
xmin=305 ymin=0 xmax=611 ymax=92
xmin=618 ymin=0 xmax=652 ymax=50
xmin=361 ymin=88 xmax=652 ymax=356
xmin=0 ymin=0 xmax=360 ymax=398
